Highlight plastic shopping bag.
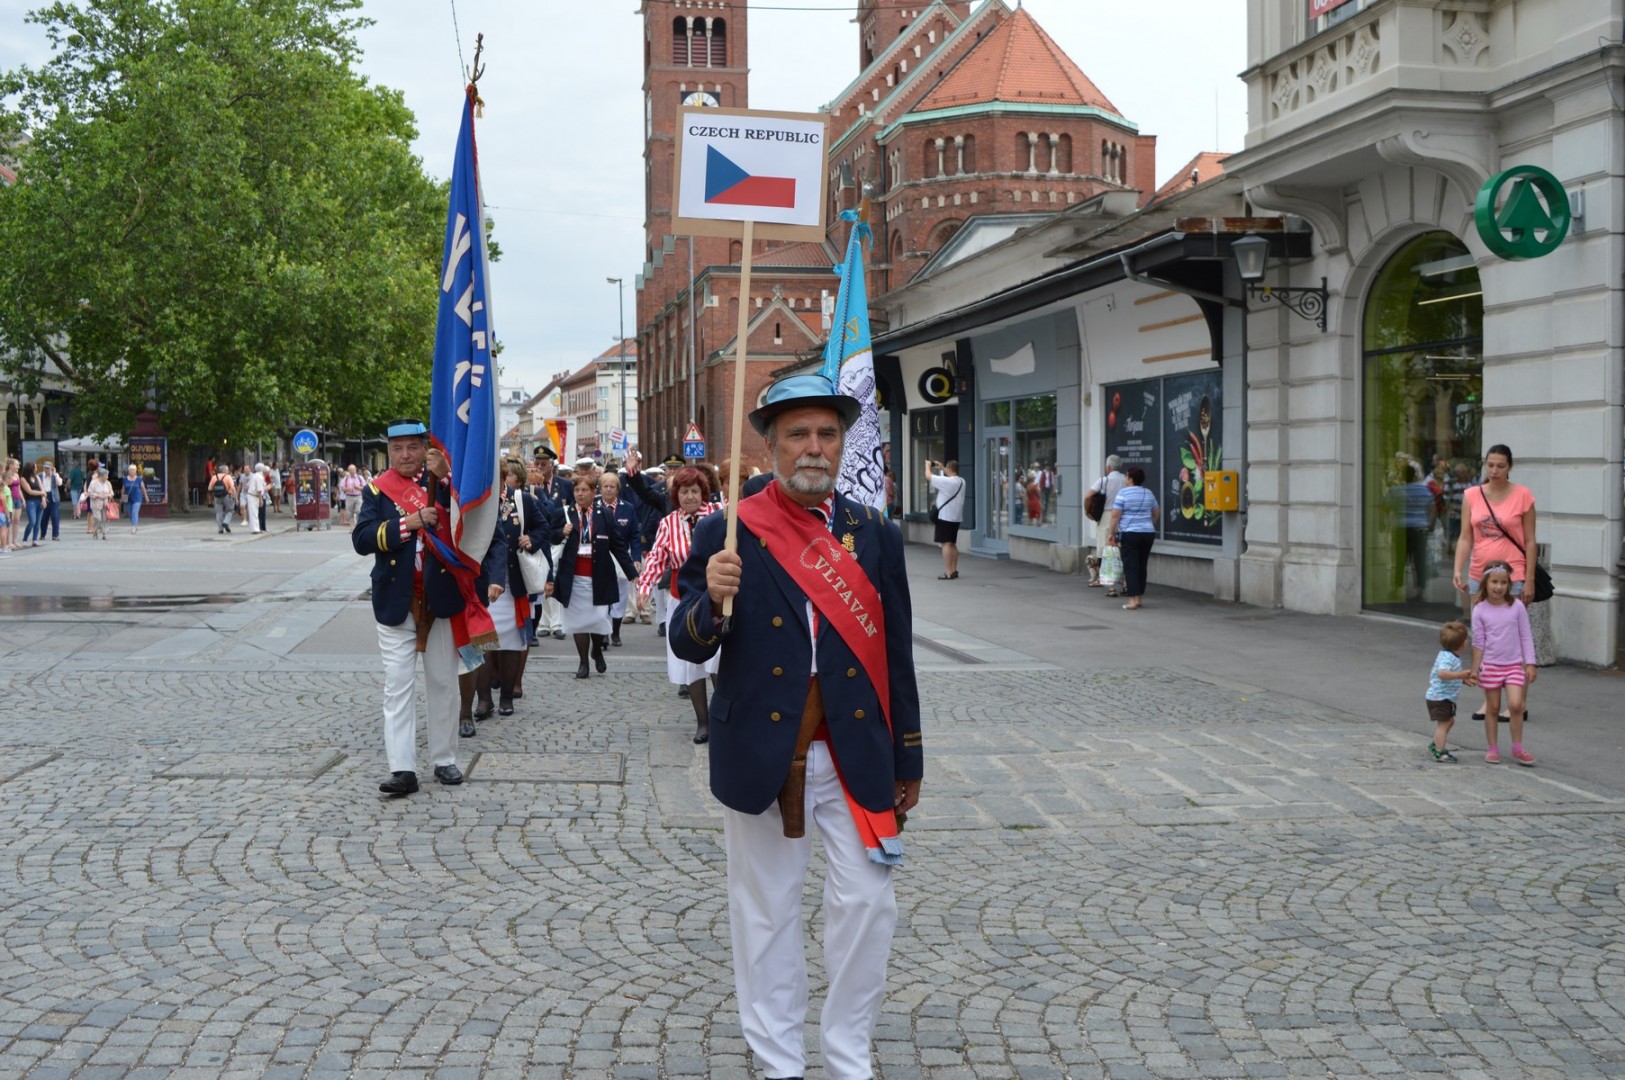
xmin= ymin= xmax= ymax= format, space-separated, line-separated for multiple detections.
xmin=1098 ymin=544 xmax=1124 ymax=588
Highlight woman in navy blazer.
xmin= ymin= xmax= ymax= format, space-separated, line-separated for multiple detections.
xmin=486 ymin=460 xmax=555 ymax=716
xmin=552 ymin=474 xmax=637 ymax=678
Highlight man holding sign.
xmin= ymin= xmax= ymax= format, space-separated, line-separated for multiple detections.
xmin=671 ymin=373 xmax=922 ymax=1080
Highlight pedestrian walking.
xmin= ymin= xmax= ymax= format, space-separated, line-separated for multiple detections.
xmin=1108 ymin=465 xmax=1160 ymax=610
xmin=38 ymin=461 xmax=63 ymax=540
xmin=530 ymin=445 xmax=571 ymax=641
xmin=672 ymin=373 xmax=923 ymax=1080
xmin=86 ymin=468 xmax=114 ymax=540
xmin=122 ymin=465 xmax=148 ymax=534
xmin=209 ymin=465 xmax=237 ymax=533
xmin=552 ymin=474 xmax=637 ymax=680
xmin=1451 ymin=444 xmax=1537 ymax=725
xmin=242 ymin=465 xmax=267 ymax=534
xmin=352 ymin=419 xmax=504 ymax=796
xmin=486 ymin=460 xmax=550 ymax=719
xmin=636 ymin=465 xmax=720 ymax=742
xmin=1470 ymin=562 xmax=1537 ymax=766
xmin=18 ymin=462 xmax=44 ymax=546
xmin=1425 ymin=621 xmax=1473 ymax=763
xmin=67 ymin=460 xmax=85 ymax=520
xmin=1086 ymin=456 xmax=1127 ymax=588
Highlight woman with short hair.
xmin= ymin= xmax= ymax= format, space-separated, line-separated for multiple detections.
xmin=636 ymin=466 xmax=721 ymax=743
xmin=1107 ymin=466 xmax=1160 ymax=611
xmin=552 ymin=474 xmax=637 ymax=679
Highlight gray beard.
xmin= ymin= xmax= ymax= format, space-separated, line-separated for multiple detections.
xmin=783 ymin=468 xmax=835 ymax=496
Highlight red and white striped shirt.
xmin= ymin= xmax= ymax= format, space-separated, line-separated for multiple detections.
xmin=637 ymin=503 xmax=721 ymax=599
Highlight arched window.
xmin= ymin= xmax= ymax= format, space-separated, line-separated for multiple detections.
xmin=729 ymin=239 xmax=743 ymax=264
xmin=890 ymin=231 xmax=905 ymax=266
xmin=1359 ymin=231 xmax=1483 ymax=618
xmin=929 ymin=218 xmax=963 ymax=254
xmin=961 ymin=134 xmax=976 ymax=174
xmin=922 ymin=139 xmax=936 ymax=178
xmin=672 ymin=18 xmax=692 ymax=66
xmin=1056 ymin=134 xmax=1072 ymax=173
xmin=709 ymin=19 xmax=727 ymax=67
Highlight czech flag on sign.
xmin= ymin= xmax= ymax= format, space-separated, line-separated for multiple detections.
xmin=429 ymin=86 xmax=499 ymax=570
xmin=705 ymin=147 xmax=797 ymax=210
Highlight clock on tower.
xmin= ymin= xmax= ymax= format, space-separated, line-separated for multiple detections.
xmin=681 ymin=89 xmax=721 ymax=108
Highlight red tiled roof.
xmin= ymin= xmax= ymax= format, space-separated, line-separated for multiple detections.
xmin=0 ymin=164 xmax=15 ymax=185
xmin=915 ymin=8 xmax=1120 ymax=115
xmin=594 ymin=339 xmax=638 ymax=360
xmin=755 ymin=240 xmax=838 ymax=269
xmin=1151 ymin=152 xmax=1230 ymax=203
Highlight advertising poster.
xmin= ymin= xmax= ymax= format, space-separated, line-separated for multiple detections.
xmin=21 ymin=439 xmax=57 ymax=469
xmin=126 ymin=436 xmax=168 ymax=506
xmin=1102 ymin=377 xmax=1160 ymax=484
xmin=1161 ymin=370 xmax=1223 ymax=545
xmin=1309 ymin=0 xmax=1354 ymax=17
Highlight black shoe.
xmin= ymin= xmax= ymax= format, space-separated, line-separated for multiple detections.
xmin=693 ymin=729 xmax=709 ymax=744
xmin=552 ymin=629 xmax=566 ymax=640
xmin=473 ymin=701 xmax=494 ymax=721
xmin=498 ymin=701 xmax=514 ymax=717
xmin=433 ymin=764 xmax=464 ymax=785
xmin=594 ymin=651 xmax=607 ymax=674
xmin=526 ymin=636 xmax=539 ymax=647
xmin=678 ymin=684 xmax=690 ymax=698
xmin=378 ymin=771 xmax=418 ymax=796
xmin=610 ymin=634 xmax=622 ymax=647
xmin=575 ymin=663 xmax=590 ymax=679
xmin=657 ymin=622 xmax=666 ymax=637
xmin=459 ymin=719 xmax=477 ymax=738
xmin=510 ymin=688 xmax=522 ymax=700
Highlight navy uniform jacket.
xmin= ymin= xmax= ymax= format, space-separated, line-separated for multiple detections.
xmin=671 ymin=490 xmax=923 ymax=815
xmin=551 ymin=501 xmax=637 ymax=607
xmin=602 ymin=497 xmax=643 ymax=563
xmin=498 ymin=487 xmax=554 ymax=586
xmin=352 ymin=472 xmax=509 ymax=625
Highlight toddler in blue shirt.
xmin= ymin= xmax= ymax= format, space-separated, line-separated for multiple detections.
xmin=1426 ymin=621 xmax=1474 ymax=762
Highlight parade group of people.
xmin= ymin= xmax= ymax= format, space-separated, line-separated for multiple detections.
xmin=355 ymin=374 xmax=923 ymax=1080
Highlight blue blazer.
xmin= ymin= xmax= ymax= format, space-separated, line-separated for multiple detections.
xmin=552 ymin=500 xmax=637 ymax=607
xmin=498 ymin=488 xmax=554 ymax=587
xmin=352 ymin=474 xmax=509 ymax=626
xmin=602 ymin=497 xmax=643 ymax=562
xmin=671 ymin=490 xmax=923 ymax=815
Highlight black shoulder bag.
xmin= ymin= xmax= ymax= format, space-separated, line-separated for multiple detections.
xmin=1477 ymin=486 xmax=1553 ymax=603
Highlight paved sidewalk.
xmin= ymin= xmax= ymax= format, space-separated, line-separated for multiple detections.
xmin=0 ymin=513 xmax=1621 ymax=1078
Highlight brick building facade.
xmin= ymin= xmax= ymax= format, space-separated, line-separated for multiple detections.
xmin=634 ymin=0 xmax=1157 ymax=467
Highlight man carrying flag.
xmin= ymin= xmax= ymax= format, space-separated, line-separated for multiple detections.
xmin=823 ymin=208 xmax=887 ymax=513
xmin=351 ymin=81 xmax=505 ymax=798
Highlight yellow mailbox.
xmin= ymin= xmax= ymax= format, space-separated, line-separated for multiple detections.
xmin=1205 ymin=470 xmax=1239 ymax=512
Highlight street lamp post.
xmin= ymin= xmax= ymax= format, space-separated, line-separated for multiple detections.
xmin=607 ymin=277 xmax=627 ymax=457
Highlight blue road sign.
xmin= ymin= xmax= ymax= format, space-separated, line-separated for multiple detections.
xmin=683 ymin=440 xmax=706 ymax=459
xmin=293 ymin=429 xmax=319 ymax=456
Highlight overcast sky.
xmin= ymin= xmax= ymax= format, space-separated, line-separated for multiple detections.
xmin=2 ymin=0 xmax=1248 ymax=400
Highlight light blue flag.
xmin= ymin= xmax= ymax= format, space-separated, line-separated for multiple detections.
xmin=429 ymin=86 xmax=499 ymax=572
xmin=823 ymin=210 xmax=887 ymax=512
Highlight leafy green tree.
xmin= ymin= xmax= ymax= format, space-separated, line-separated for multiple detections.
xmin=0 ymin=0 xmax=448 ymax=458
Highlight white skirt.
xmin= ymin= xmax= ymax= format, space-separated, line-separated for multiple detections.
xmin=609 ymin=576 xmax=630 ymax=619
xmin=561 ymin=575 xmax=611 ymax=636
xmin=488 ymin=590 xmax=528 ymax=652
xmin=666 ymin=628 xmax=720 ymax=686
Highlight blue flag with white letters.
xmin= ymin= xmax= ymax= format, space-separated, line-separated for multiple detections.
xmin=822 ymin=210 xmax=886 ymax=512
xmin=429 ymin=87 xmax=498 ymax=567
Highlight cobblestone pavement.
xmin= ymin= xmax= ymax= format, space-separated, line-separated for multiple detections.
xmin=0 ymin=520 xmax=1622 ymax=1078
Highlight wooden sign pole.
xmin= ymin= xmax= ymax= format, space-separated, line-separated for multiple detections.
xmin=721 ymin=219 xmax=755 ymax=620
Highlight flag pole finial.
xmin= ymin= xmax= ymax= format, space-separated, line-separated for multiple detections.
xmin=467 ymin=33 xmax=486 ymax=116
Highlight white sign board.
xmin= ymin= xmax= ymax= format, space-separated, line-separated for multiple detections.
xmin=673 ymin=107 xmax=829 ymax=243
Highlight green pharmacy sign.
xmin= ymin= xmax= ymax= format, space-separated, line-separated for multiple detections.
xmin=1474 ymin=166 xmax=1570 ymax=260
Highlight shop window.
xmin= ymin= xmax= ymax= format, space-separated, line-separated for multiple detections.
xmin=1360 ymin=231 xmax=1483 ymax=621
xmin=1012 ymin=395 xmax=1057 ymax=527
xmin=910 ymin=408 xmax=949 ymax=516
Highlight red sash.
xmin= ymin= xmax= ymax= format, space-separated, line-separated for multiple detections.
xmin=374 ymin=468 xmax=498 ymax=664
xmin=737 ymin=483 xmax=902 ymax=863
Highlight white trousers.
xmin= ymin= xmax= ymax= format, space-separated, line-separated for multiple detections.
xmin=653 ymin=588 xmax=670 ymax=628
xmin=537 ymin=544 xmax=565 ymax=632
xmin=376 ymin=613 xmax=457 ymax=774
xmin=722 ymin=741 xmax=896 ymax=1080
xmin=244 ymin=493 xmax=262 ymax=532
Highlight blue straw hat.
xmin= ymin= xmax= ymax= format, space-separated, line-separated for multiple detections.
xmin=748 ymin=374 xmax=861 ymax=436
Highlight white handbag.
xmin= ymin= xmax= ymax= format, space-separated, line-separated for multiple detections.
xmin=513 ymin=493 xmax=550 ymax=595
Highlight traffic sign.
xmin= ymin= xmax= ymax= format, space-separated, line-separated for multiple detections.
xmin=683 ymin=440 xmax=706 ymax=460
xmin=683 ymin=421 xmax=704 ymax=444
xmin=292 ymin=429 xmax=318 ymax=456
xmin=610 ymin=428 xmax=628 ymax=451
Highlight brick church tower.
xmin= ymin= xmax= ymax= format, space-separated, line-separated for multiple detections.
xmin=857 ymin=1 xmax=972 ymax=69
xmin=635 ymin=1 xmax=838 ymax=468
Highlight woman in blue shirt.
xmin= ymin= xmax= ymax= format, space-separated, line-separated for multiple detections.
xmin=1107 ymin=466 xmax=1161 ymax=610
